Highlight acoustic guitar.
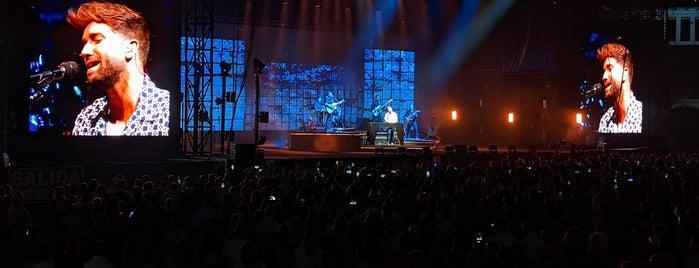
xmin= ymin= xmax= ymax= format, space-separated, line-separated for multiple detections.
xmin=427 ymin=114 xmax=437 ymax=139
xmin=325 ymin=99 xmax=345 ymax=114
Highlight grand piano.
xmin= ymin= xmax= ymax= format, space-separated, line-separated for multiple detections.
xmin=367 ymin=122 xmax=404 ymax=145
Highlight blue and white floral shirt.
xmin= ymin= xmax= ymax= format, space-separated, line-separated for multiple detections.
xmin=598 ymin=93 xmax=643 ymax=133
xmin=72 ymin=77 xmax=170 ymax=136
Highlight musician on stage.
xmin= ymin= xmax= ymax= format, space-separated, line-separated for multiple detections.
xmin=324 ymin=91 xmax=344 ymax=130
xmin=371 ymin=95 xmax=382 ymax=122
xmin=403 ymin=103 xmax=420 ymax=139
xmin=371 ymin=95 xmax=393 ymax=122
xmin=313 ymin=96 xmax=325 ymax=126
xmin=383 ymin=106 xmax=399 ymax=145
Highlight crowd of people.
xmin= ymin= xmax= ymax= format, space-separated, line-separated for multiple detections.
xmin=1 ymin=149 xmax=699 ymax=268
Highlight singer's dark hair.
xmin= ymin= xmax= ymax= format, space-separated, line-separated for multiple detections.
xmin=596 ymin=42 xmax=633 ymax=86
xmin=66 ymin=1 xmax=150 ymax=70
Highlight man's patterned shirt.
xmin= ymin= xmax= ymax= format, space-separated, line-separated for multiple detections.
xmin=598 ymin=93 xmax=642 ymax=133
xmin=72 ymin=77 xmax=170 ymax=136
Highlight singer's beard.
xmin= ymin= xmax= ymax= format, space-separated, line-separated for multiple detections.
xmin=86 ymin=55 xmax=125 ymax=92
xmin=605 ymin=79 xmax=621 ymax=99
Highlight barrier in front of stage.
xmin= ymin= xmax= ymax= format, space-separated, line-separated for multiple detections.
xmin=290 ymin=132 xmax=364 ymax=152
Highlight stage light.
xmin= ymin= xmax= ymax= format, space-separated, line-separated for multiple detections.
xmin=469 ymin=146 xmax=478 ymax=154
xmin=253 ymin=58 xmax=266 ymax=73
xmin=508 ymin=145 xmax=517 ymax=153
xmin=576 ymin=113 xmax=583 ymax=125
xmin=192 ymin=62 xmax=203 ymax=75
xmin=259 ymin=111 xmax=269 ymax=123
xmin=220 ymin=61 xmax=231 ymax=75
xmin=198 ymin=110 xmax=211 ymax=124
xmin=508 ymin=113 xmax=514 ymax=123
xmin=215 ymin=97 xmax=223 ymax=105
xmin=451 ymin=110 xmax=458 ymax=120
xmin=489 ymin=145 xmax=498 ymax=153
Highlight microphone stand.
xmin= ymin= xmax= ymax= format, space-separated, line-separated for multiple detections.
xmin=29 ymin=77 xmax=54 ymax=104
xmin=219 ymin=68 xmax=229 ymax=156
xmin=252 ymin=59 xmax=265 ymax=147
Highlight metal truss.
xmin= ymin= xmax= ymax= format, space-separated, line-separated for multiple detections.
xmin=182 ymin=0 xmax=214 ymax=156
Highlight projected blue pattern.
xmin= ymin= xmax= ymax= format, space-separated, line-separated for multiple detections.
xmin=179 ymin=40 xmax=416 ymax=132
xmin=363 ymin=49 xmax=415 ymax=121
xmin=180 ymin=38 xmax=246 ymax=132
xmin=261 ymin=63 xmax=356 ymax=131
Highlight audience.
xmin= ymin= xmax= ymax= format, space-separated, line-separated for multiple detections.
xmin=0 ymin=150 xmax=698 ymax=267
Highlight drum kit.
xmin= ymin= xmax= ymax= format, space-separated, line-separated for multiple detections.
xmin=299 ymin=104 xmax=326 ymax=131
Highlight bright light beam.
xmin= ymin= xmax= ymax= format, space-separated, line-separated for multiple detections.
xmin=426 ymin=0 xmax=517 ymax=90
xmin=344 ymin=0 xmax=399 ymax=65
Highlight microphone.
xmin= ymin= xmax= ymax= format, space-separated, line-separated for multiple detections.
xmin=30 ymin=61 xmax=80 ymax=84
xmin=580 ymin=83 xmax=603 ymax=96
xmin=30 ymin=61 xmax=80 ymax=103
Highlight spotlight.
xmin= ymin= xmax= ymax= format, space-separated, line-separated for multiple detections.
xmin=198 ymin=110 xmax=211 ymax=124
xmin=488 ymin=145 xmax=498 ymax=153
xmin=192 ymin=62 xmax=204 ymax=74
xmin=259 ymin=111 xmax=269 ymax=123
xmin=253 ymin=58 xmax=266 ymax=73
xmin=468 ymin=146 xmax=478 ymax=154
xmin=215 ymin=97 xmax=223 ymax=105
xmin=220 ymin=61 xmax=231 ymax=75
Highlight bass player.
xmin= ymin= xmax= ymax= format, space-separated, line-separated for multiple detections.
xmin=403 ymin=103 xmax=420 ymax=139
xmin=371 ymin=95 xmax=392 ymax=122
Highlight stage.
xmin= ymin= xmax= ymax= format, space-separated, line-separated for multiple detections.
xmin=288 ymin=129 xmax=438 ymax=153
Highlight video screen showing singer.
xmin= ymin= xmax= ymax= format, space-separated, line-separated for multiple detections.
xmin=596 ymin=42 xmax=642 ymax=133
xmin=68 ymin=1 xmax=170 ymax=136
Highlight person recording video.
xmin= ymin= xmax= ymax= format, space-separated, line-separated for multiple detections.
xmin=596 ymin=42 xmax=642 ymax=133
xmin=68 ymin=1 xmax=170 ymax=136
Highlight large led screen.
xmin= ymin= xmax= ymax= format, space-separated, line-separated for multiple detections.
xmin=27 ymin=0 xmax=179 ymax=137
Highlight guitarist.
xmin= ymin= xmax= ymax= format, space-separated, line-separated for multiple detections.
xmin=324 ymin=91 xmax=345 ymax=130
xmin=371 ymin=95 xmax=393 ymax=122
xmin=403 ymin=103 xmax=420 ymax=139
